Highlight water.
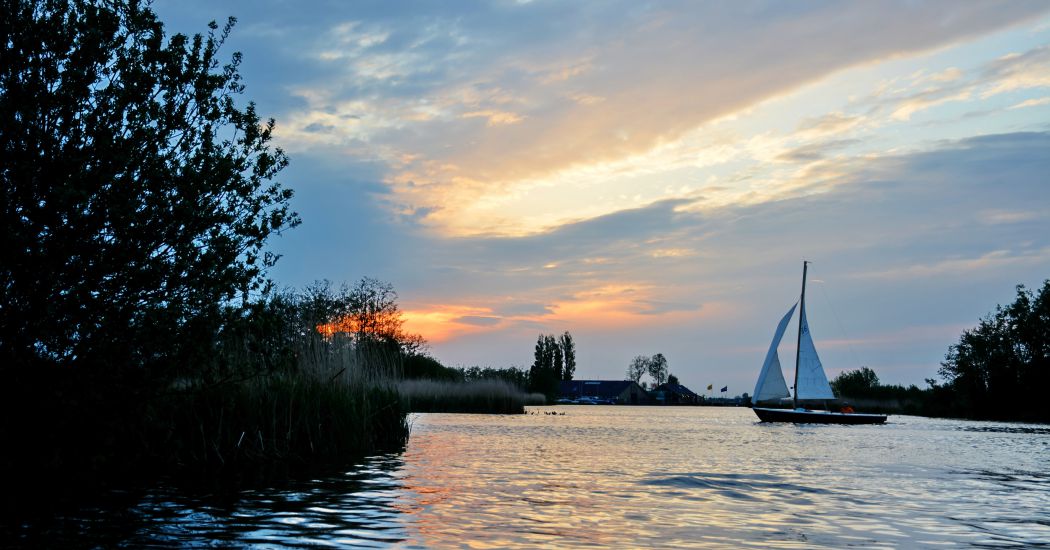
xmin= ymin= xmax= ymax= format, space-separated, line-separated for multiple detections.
xmin=10 ymin=407 xmax=1050 ymax=548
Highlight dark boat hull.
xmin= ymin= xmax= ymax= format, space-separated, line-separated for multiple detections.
xmin=752 ymin=407 xmax=886 ymax=424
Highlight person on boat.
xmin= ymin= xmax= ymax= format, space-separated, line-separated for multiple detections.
xmin=840 ymin=403 xmax=854 ymax=414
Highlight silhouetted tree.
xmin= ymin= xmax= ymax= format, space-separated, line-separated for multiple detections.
xmin=404 ymin=354 xmax=462 ymax=382
xmin=831 ymin=367 xmax=880 ymax=398
xmin=460 ymin=365 xmax=529 ymax=389
xmin=529 ymin=333 xmax=560 ymax=399
xmin=627 ymin=355 xmax=649 ymax=382
xmin=667 ymin=373 xmax=680 ymax=386
xmin=0 ymin=1 xmax=298 ymax=376
xmin=550 ymin=334 xmax=563 ymax=381
xmin=559 ymin=331 xmax=576 ymax=380
xmin=648 ymin=353 xmax=669 ymax=386
xmin=940 ymin=281 xmax=1050 ymax=420
xmin=317 ymin=277 xmax=427 ymax=356
xmin=528 ymin=331 xmax=579 ymax=396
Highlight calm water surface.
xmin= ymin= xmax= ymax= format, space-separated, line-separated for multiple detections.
xmin=14 ymin=407 xmax=1050 ymax=548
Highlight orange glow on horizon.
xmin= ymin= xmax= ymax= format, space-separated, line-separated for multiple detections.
xmin=401 ymin=305 xmax=504 ymax=343
xmin=401 ymin=291 xmax=724 ymax=345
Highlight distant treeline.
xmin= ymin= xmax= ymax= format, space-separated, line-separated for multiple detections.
xmin=402 ymin=332 xmax=579 ymax=404
xmin=833 ymin=281 xmax=1049 ymax=423
xmin=404 ymin=354 xmax=530 ymax=387
xmin=400 ymin=355 xmax=542 ymax=413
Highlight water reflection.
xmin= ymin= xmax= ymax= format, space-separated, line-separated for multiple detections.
xmin=392 ymin=408 xmax=1050 ymax=548
xmin=8 ymin=408 xmax=1050 ymax=548
xmin=10 ymin=454 xmax=415 ymax=548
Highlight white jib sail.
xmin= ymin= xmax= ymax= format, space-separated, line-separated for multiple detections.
xmin=795 ymin=302 xmax=836 ymax=400
xmin=753 ymin=303 xmax=797 ymax=404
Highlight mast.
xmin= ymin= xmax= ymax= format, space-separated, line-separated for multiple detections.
xmin=793 ymin=261 xmax=809 ymax=409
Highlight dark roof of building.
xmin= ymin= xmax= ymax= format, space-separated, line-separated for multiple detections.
xmin=654 ymin=383 xmax=699 ymax=398
xmin=559 ymin=380 xmax=642 ymax=398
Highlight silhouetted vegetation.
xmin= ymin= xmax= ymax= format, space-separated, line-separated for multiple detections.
xmin=831 ymin=282 xmax=1050 ymax=422
xmin=830 ymin=367 xmax=932 ymax=415
xmin=559 ymin=332 xmax=577 ymax=380
xmin=0 ymin=1 xmax=411 ymax=503
xmin=529 ymin=331 xmax=576 ymax=400
xmin=626 ymin=353 xmax=669 ymax=387
xmin=399 ymin=379 xmax=543 ymax=414
xmin=831 ymin=367 xmax=882 ymax=397
xmin=1 ymin=1 xmax=297 ymax=377
xmin=3 ymin=280 xmax=414 ymax=502
xmin=404 ymin=354 xmax=463 ymax=381
xmin=460 ymin=365 xmax=531 ymax=389
xmin=401 ymin=353 xmax=538 ymax=411
xmin=938 ymin=281 xmax=1050 ymax=421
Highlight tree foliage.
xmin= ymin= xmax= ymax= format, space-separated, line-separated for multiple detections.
xmin=315 ymin=277 xmax=427 ymax=356
xmin=559 ymin=331 xmax=576 ymax=381
xmin=627 ymin=355 xmax=648 ymax=383
xmin=0 ymin=0 xmax=298 ymax=374
xmin=831 ymin=367 xmax=880 ymax=398
xmin=939 ymin=281 xmax=1050 ymax=420
xmin=529 ymin=331 xmax=577 ymax=398
xmin=403 ymin=354 xmax=462 ymax=382
xmin=627 ymin=353 xmax=669 ymax=386
xmin=827 ymin=283 xmax=1050 ymax=422
xmin=648 ymin=353 xmax=669 ymax=386
xmin=459 ymin=365 xmax=530 ymax=389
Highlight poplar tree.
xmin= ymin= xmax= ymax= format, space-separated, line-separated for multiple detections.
xmin=559 ymin=331 xmax=576 ymax=380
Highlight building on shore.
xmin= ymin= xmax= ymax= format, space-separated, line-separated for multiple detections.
xmin=558 ymin=380 xmax=651 ymax=404
xmin=652 ymin=383 xmax=701 ymax=405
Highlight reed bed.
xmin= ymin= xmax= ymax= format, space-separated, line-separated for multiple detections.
xmin=3 ymin=284 xmax=416 ymax=505
xmin=131 ymin=287 xmax=411 ymax=486
xmin=399 ymin=379 xmax=542 ymax=414
xmin=151 ymin=310 xmax=411 ymax=482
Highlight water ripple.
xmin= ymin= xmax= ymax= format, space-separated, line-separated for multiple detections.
xmin=7 ymin=408 xmax=1050 ymax=548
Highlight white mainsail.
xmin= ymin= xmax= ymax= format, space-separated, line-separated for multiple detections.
xmin=794 ymin=302 xmax=836 ymax=400
xmin=753 ymin=303 xmax=797 ymax=404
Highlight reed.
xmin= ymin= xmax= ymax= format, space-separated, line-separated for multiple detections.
xmin=399 ymin=379 xmax=541 ymax=414
xmin=150 ymin=307 xmax=412 ymax=483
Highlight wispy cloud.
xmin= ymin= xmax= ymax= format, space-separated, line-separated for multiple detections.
xmin=855 ymin=248 xmax=1050 ymax=281
xmin=247 ymin=1 xmax=1050 ymax=237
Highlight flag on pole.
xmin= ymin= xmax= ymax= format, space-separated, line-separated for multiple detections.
xmin=720 ymin=386 xmax=728 ymax=393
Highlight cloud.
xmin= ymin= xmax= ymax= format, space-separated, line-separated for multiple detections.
xmin=777 ymin=139 xmax=863 ymax=162
xmin=454 ymin=315 xmax=502 ymax=326
xmin=404 ymin=129 xmax=1048 ymax=340
xmin=149 ymin=1 xmax=1050 ymax=388
xmin=980 ymin=46 xmax=1050 ymax=98
xmin=857 ymin=44 xmax=1050 ymax=123
xmin=856 ymin=248 xmax=1050 ymax=281
xmin=795 ymin=112 xmax=865 ymax=139
xmin=494 ymin=302 xmax=554 ymax=316
xmin=978 ymin=209 xmax=1044 ymax=224
xmin=1009 ymin=96 xmax=1050 ymax=109
xmin=461 ymin=109 xmax=525 ymax=126
xmin=185 ymin=0 xmax=1048 ymax=237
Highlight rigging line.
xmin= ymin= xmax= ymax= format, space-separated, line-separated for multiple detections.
xmin=816 ymin=280 xmax=866 ymax=371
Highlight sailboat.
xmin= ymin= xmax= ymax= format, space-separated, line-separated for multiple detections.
xmin=752 ymin=262 xmax=887 ymax=424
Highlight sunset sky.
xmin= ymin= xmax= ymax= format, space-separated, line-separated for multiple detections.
xmin=155 ymin=1 xmax=1050 ymax=393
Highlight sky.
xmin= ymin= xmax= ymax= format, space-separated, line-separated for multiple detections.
xmin=153 ymin=0 xmax=1050 ymax=394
